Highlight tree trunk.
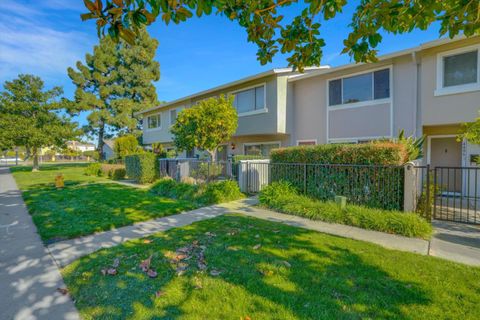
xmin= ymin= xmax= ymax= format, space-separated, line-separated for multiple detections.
xmin=98 ymin=121 xmax=105 ymax=161
xmin=209 ymin=148 xmax=217 ymax=163
xmin=32 ymin=148 xmax=39 ymax=171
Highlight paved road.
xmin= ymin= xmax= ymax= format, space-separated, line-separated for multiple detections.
xmin=0 ymin=167 xmax=79 ymax=320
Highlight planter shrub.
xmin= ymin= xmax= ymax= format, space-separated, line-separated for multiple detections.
xmin=125 ymin=153 xmax=158 ymax=184
xmin=269 ymin=142 xmax=407 ymax=210
xmin=84 ymin=163 xmax=102 ymax=176
xmin=150 ymin=178 xmax=244 ymax=205
xmin=259 ymin=181 xmax=432 ymax=239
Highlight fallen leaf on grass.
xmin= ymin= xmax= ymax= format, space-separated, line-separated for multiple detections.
xmin=56 ymin=288 xmax=68 ymax=295
xmin=210 ymin=269 xmax=221 ymax=276
xmin=139 ymin=255 xmax=152 ymax=272
xmin=205 ymin=232 xmax=216 ymax=237
xmin=147 ymin=269 xmax=158 ymax=278
xmin=155 ymin=290 xmax=165 ymax=298
xmin=112 ymin=258 xmax=120 ymax=268
xmin=281 ymin=261 xmax=291 ymax=268
xmin=143 ymin=239 xmax=153 ymax=244
xmin=253 ymin=244 xmax=261 ymax=250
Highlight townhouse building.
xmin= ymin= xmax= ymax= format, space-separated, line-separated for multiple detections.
xmin=137 ymin=36 xmax=480 ymax=172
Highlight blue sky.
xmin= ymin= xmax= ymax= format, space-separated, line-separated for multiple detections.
xmin=0 ymin=0 xmax=441 ymax=127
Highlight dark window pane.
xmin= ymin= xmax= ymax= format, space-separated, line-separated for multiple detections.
xmin=329 ymin=79 xmax=342 ymax=106
xmin=374 ymin=69 xmax=390 ymax=99
xmin=343 ymin=73 xmax=372 ymax=104
xmin=255 ymin=86 xmax=265 ymax=109
xmin=443 ymin=50 xmax=478 ymax=87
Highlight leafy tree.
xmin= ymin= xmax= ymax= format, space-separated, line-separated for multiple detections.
xmin=171 ymin=95 xmax=237 ymax=161
xmin=459 ymin=111 xmax=480 ymax=144
xmin=0 ymin=75 xmax=78 ymax=171
xmin=114 ymin=135 xmax=142 ymax=158
xmin=68 ymin=29 xmax=160 ymax=159
xmin=81 ymin=0 xmax=480 ymax=71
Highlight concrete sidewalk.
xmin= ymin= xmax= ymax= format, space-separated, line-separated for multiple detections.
xmin=0 ymin=167 xmax=79 ymax=320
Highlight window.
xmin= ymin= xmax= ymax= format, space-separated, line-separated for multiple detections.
xmin=244 ymin=142 xmax=280 ymax=156
xmin=233 ymin=85 xmax=265 ymax=114
xmin=328 ymin=68 xmax=390 ymax=106
xmin=170 ymin=109 xmax=178 ymax=126
xmin=443 ymin=50 xmax=478 ymax=87
xmin=147 ymin=114 xmax=161 ymax=129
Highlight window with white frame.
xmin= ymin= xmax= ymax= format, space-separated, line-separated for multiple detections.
xmin=244 ymin=142 xmax=279 ymax=156
xmin=170 ymin=109 xmax=178 ymax=126
xmin=147 ymin=114 xmax=161 ymax=129
xmin=233 ymin=85 xmax=265 ymax=114
xmin=328 ymin=68 xmax=390 ymax=106
xmin=441 ymin=49 xmax=479 ymax=88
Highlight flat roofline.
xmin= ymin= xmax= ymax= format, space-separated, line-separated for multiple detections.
xmin=288 ymin=35 xmax=472 ymax=82
xmin=135 ymin=66 xmax=327 ymax=116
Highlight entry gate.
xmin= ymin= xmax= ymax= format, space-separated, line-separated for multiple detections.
xmin=432 ymin=166 xmax=480 ymax=224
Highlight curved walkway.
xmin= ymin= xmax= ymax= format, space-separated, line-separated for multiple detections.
xmin=0 ymin=167 xmax=79 ymax=320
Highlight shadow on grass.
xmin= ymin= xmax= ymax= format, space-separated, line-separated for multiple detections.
xmin=23 ymin=183 xmax=197 ymax=242
xmin=61 ymin=215 xmax=451 ymax=320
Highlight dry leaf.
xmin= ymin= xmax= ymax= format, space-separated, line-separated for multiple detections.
xmin=210 ymin=269 xmax=221 ymax=276
xmin=253 ymin=244 xmax=261 ymax=250
xmin=281 ymin=261 xmax=291 ymax=268
xmin=101 ymin=269 xmax=107 ymax=276
xmin=192 ymin=240 xmax=199 ymax=246
xmin=107 ymin=268 xmax=117 ymax=276
xmin=139 ymin=255 xmax=152 ymax=272
xmin=155 ymin=290 xmax=165 ymax=298
xmin=143 ymin=239 xmax=153 ymax=244
xmin=56 ymin=287 xmax=68 ymax=295
xmin=205 ymin=232 xmax=216 ymax=237
xmin=198 ymin=261 xmax=208 ymax=270
xmin=147 ymin=269 xmax=158 ymax=278
xmin=177 ymin=246 xmax=190 ymax=253
xmin=175 ymin=253 xmax=188 ymax=261
xmin=112 ymin=258 xmax=120 ymax=268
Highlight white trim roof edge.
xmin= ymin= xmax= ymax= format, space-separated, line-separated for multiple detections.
xmin=288 ymin=35 xmax=472 ymax=82
xmin=135 ymin=66 xmax=328 ymax=116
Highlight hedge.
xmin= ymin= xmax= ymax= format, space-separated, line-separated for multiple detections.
xmin=84 ymin=163 xmax=126 ymax=180
xmin=270 ymin=142 xmax=408 ymax=165
xmin=150 ymin=178 xmax=244 ymax=206
xmin=269 ymin=142 xmax=408 ymax=210
xmin=259 ymin=181 xmax=432 ymax=239
xmin=125 ymin=153 xmax=158 ymax=184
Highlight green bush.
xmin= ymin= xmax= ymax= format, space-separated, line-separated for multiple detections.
xmin=259 ymin=181 xmax=432 ymax=239
xmin=269 ymin=142 xmax=407 ymax=210
xmin=197 ymin=180 xmax=245 ymax=205
xmin=84 ymin=163 xmax=102 ymax=176
xmin=125 ymin=153 xmax=158 ymax=184
xmin=114 ymin=135 xmax=141 ymax=159
xmin=111 ymin=167 xmax=126 ymax=180
xmin=150 ymin=179 xmax=244 ymax=205
xmin=83 ymin=150 xmax=100 ymax=161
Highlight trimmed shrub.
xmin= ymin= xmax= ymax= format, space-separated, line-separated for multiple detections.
xmin=150 ymin=179 xmax=244 ymax=205
xmin=125 ymin=153 xmax=158 ymax=184
xmin=114 ymin=135 xmax=142 ymax=159
xmin=232 ymin=155 xmax=267 ymax=162
xmin=84 ymin=163 xmax=102 ymax=176
xmin=197 ymin=180 xmax=245 ymax=205
xmin=259 ymin=181 xmax=432 ymax=239
xmin=271 ymin=142 xmax=408 ymax=165
xmin=269 ymin=142 xmax=407 ymax=210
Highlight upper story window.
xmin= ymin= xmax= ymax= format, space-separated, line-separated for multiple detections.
xmin=170 ymin=109 xmax=178 ymax=126
xmin=436 ymin=45 xmax=480 ymax=96
xmin=147 ymin=114 xmax=161 ymax=129
xmin=233 ymin=84 xmax=265 ymax=114
xmin=328 ymin=68 xmax=390 ymax=107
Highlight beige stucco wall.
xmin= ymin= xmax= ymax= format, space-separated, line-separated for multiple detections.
xmin=291 ymin=55 xmax=417 ymax=143
xmin=142 ymin=74 xmax=289 ymax=145
xmin=420 ymin=37 xmax=480 ymax=126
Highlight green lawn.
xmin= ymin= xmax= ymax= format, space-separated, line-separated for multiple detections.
xmin=11 ymin=164 xmax=196 ymax=242
xmin=63 ymin=214 xmax=480 ymax=320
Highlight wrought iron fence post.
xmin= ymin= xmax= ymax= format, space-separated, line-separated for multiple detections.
xmin=425 ymin=164 xmax=431 ymax=221
xmin=304 ymin=163 xmax=307 ymax=194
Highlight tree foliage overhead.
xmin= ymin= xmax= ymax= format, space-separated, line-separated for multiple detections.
xmin=82 ymin=0 xmax=480 ymax=71
xmin=171 ymin=95 xmax=238 ymax=161
xmin=0 ymin=74 xmax=78 ymax=170
xmin=67 ymin=28 xmax=159 ymax=158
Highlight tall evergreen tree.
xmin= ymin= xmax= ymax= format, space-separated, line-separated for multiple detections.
xmin=0 ymin=74 xmax=78 ymax=171
xmin=68 ymin=29 xmax=159 ymax=158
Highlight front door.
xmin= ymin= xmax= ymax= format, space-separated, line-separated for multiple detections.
xmin=430 ymin=137 xmax=462 ymax=193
